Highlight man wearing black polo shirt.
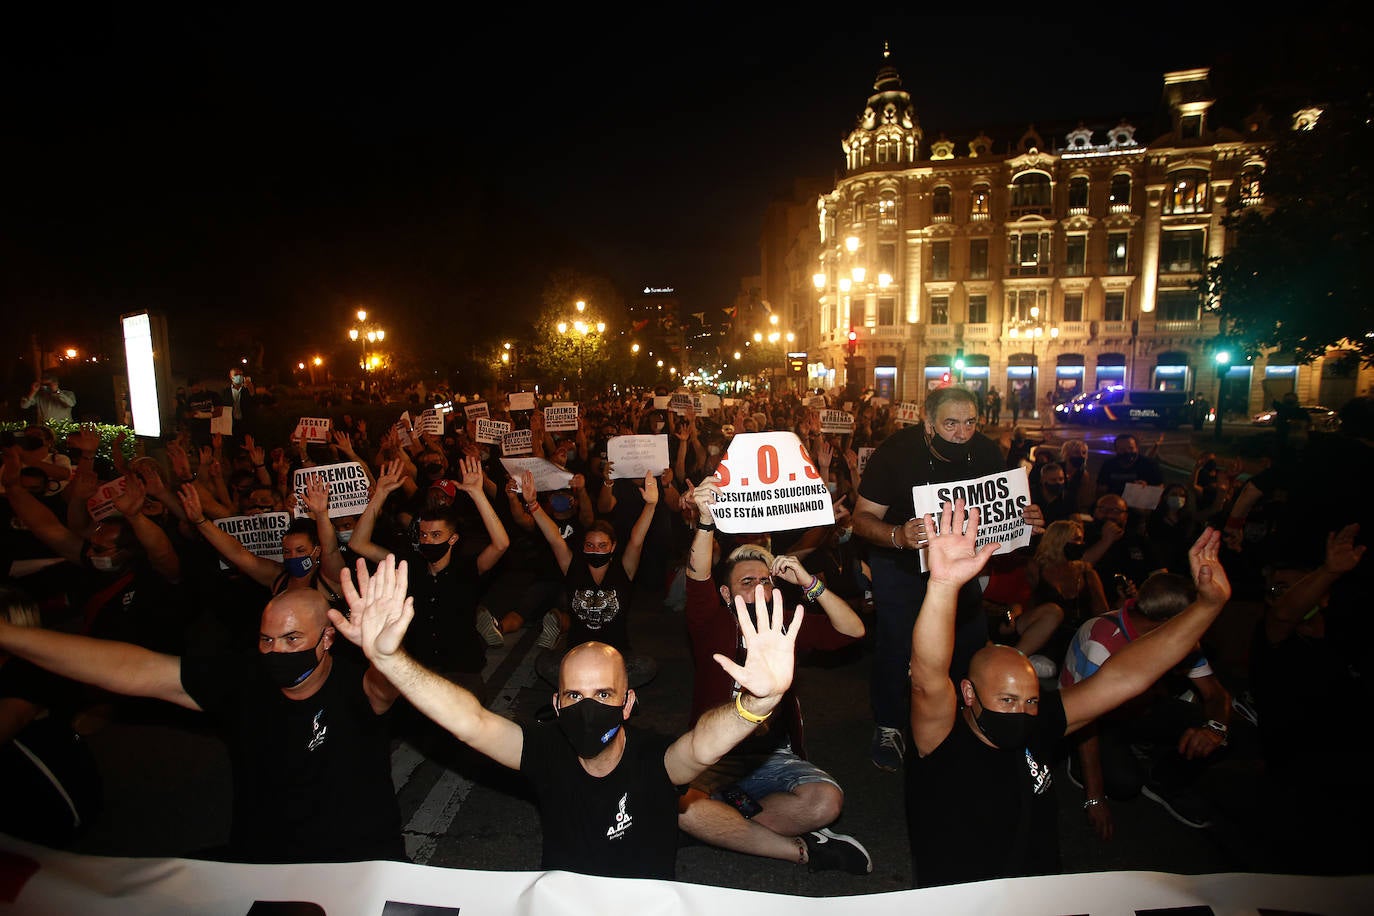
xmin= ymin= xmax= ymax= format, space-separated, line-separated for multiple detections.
xmin=905 ymin=501 xmax=1231 ymax=887
xmin=851 ymin=386 xmax=1044 ymax=772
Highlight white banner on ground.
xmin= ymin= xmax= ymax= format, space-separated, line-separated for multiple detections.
xmin=86 ymin=476 xmax=129 ymax=521
xmin=544 ymin=403 xmax=579 ymax=432
xmin=709 ymin=432 xmax=833 ymax=534
xmin=911 ymin=467 xmax=1032 ymax=571
xmin=294 ymin=417 xmax=331 ymax=443
xmin=0 ymin=834 xmax=1369 ymax=916
xmin=894 ymin=401 xmax=922 ymax=425
xmin=212 ymin=512 xmax=290 ymax=569
xmin=606 ymin=435 xmax=669 ymax=479
xmin=291 ymin=461 xmax=371 ymax=519
xmin=464 ymin=401 xmax=490 ymax=422
xmin=819 ymin=409 xmax=855 ymax=435
xmin=501 ymin=457 xmax=574 ymax=494
xmin=476 ymin=418 xmax=511 ymax=444
xmin=502 ymin=429 xmax=534 ymax=457
xmin=508 ymin=391 xmax=536 ymax=411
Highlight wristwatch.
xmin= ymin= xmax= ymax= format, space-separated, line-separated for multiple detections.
xmin=1204 ymin=719 xmax=1228 ymax=736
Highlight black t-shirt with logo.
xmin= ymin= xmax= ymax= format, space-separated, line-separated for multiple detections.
xmin=564 ymin=551 xmax=634 ymax=651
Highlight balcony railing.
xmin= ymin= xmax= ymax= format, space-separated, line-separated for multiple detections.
xmin=963 ymin=323 xmax=994 ymax=339
xmin=969 ymin=211 xmax=990 ymax=221
xmin=1148 ymin=319 xmax=1208 ymax=333
xmin=925 ymin=325 xmax=955 ymax=340
xmin=1099 ymin=320 xmax=1133 ymax=335
xmin=1058 ymin=321 xmax=1091 ymax=338
xmin=931 ymin=213 xmax=952 ymax=223
xmin=1110 ymin=203 xmax=1132 ymax=214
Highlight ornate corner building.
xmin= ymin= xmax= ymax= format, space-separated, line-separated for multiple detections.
xmin=760 ymin=48 xmax=1367 ymax=416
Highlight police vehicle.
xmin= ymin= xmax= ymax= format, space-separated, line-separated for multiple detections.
xmin=1053 ymin=386 xmax=1202 ymax=429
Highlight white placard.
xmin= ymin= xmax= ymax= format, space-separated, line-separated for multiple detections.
xmin=606 ymin=434 xmax=670 ymax=479
xmin=668 ymin=392 xmax=694 ymax=415
xmin=709 ymin=432 xmax=834 ymax=534
xmin=698 ymin=393 xmax=721 ymax=412
xmin=806 ymin=395 xmax=827 ymax=409
xmin=500 ymin=457 xmax=574 ymax=494
xmin=652 ymin=395 xmax=670 ymax=410
xmin=819 ymin=409 xmax=855 ymax=435
xmin=869 ymin=396 xmax=889 ymax=408
xmin=476 ymin=418 xmax=511 ymax=444
xmin=895 ymin=401 xmax=922 ymax=426
xmin=86 ymin=476 xmax=129 ymax=521
xmin=399 ymin=410 xmax=411 ymax=429
xmin=508 ymin=391 xmax=536 ymax=411
xmin=212 ymin=512 xmax=290 ymax=566
xmin=1123 ymin=482 xmax=1165 ymax=511
xmin=210 ymin=411 xmax=234 ymax=436
xmin=464 ymin=401 xmax=490 ymax=421
xmin=294 ymin=417 xmax=331 ymax=443
xmin=502 ymin=428 xmax=534 ymax=456
xmin=392 ymin=420 xmax=413 ymax=450
xmin=292 ymin=461 xmax=372 ymax=519
xmin=912 ymin=467 xmax=1033 ymax=571
xmin=415 ymin=409 xmax=444 ymax=437
xmin=858 ymin=447 xmax=876 ymax=475
xmin=544 ymin=403 xmax=579 ymax=432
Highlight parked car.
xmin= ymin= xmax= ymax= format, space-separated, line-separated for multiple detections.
xmin=1250 ymin=405 xmax=1341 ymax=431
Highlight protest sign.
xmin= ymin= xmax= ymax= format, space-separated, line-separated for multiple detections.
xmin=414 ymin=409 xmax=444 ymax=437
xmin=697 ymin=393 xmax=721 ymax=412
xmin=392 ymin=420 xmax=413 ymax=450
xmin=819 ymin=409 xmax=855 ymax=435
xmin=894 ymin=401 xmax=922 ymax=426
xmin=502 ymin=428 xmax=534 ymax=456
xmin=86 ymin=476 xmax=129 ymax=521
xmin=544 ymin=403 xmax=579 ymax=432
xmin=508 ymin=391 xmax=536 ymax=411
xmin=709 ymin=432 xmax=834 ymax=534
xmin=606 ymin=434 xmax=669 ymax=479
xmin=858 ymin=447 xmax=876 ymax=475
xmin=475 ymin=418 xmax=511 ymax=444
xmin=870 ymin=396 xmax=888 ymax=408
xmin=806 ymin=395 xmax=827 ymax=409
xmin=212 ymin=512 xmax=290 ymax=569
xmin=462 ymin=402 xmax=488 ymax=422
xmin=294 ymin=417 xmax=331 ymax=443
xmin=1123 ymin=482 xmax=1165 ymax=511
xmin=292 ymin=461 xmax=372 ymax=519
xmin=500 ymin=457 xmax=574 ymax=494
xmin=210 ymin=411 xmax=233 ymax=436
xmin=912 ymin=467 xmax=1032 ymax=571
xmin=652 ymin=395 xmax=670 ymax=410
xmin=668 ymin=392 xmax=693 ymax=415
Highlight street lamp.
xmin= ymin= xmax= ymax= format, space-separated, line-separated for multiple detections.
xmin=1008 ymin=306 xmax=1060 ymax=418
xmin=1214 ymin=349 xmax=1231 ymax=440
xmin=558 ymin=301 xmax=606 ymax=399
xmin=348 ymin=311 xmax=386 ymax=373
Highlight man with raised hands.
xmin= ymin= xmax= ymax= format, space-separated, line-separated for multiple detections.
xmin=905 ymin=500 xmax=1231 ymax=887
xmin=331 ymin=552 xmax=803 ymax=881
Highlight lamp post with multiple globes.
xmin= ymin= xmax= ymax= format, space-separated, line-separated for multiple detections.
xmin=347 ymin=309 xmax=386 ymax=374
xmin=556 ymin=300 xmax=606 ymax=400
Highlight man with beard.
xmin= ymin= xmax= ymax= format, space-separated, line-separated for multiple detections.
xmin=851 ymin=386 xmax=1045 ymax=772
xmin=0 ymin=587 xmax=405 ymax=863
xmin=1096 ymin=433 xmax=1163 ymax=498
xmin=905 ymin=501 xmax=1231 ymax=887
xmin=330 ymin=552 xmax=802 ymax=880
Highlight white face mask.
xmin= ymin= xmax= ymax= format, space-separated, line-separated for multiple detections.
xmin=336 ymin=529 xmax=354 ymax=544
xmin=90 ymin=555 xmax=118 ymax=572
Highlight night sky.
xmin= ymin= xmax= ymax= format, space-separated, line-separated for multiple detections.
xmin=2 ymin=11 xmax=1356 ymax=374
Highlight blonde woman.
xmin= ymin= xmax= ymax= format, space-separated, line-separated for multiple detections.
xmin=1023 ymin=521 xmax=1110 ymax=671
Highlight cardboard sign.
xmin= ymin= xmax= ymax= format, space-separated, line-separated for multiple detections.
xmin=210 ymin=411 xmax=234 ymax=436
xmin=86 ymin=476 xmax=129 ymax=522
xmin=544 ymin=403 xmax=579 ymax=432
xmin=819 ymin=410 xmax=855 ymax=435
xmin=415 ymin=409 xmax=444 ymax=437
xmin=292 ymin=461 xmax=372 ymax=519
xmin=1123 ymin=482 xmax=1165 ymax=511
xmin=668 ymin=392 xmax=694 ymax=415
xmin=606 ymin=434 xmax=670 ymax=480
xmin=212 ymin=512 xmax=290 ymax=569
xmin=476 ymin=418 xmax=511 ymax=444
xmin=508 ymin=391 xmax=536 ymax=411
xmin=912 ymin=467 xmax=1033 ymax=571
xmin=858 ymin=447 xmax=876 ymax=475
xmin=502 ymin=428 xmax=534 ymax=457
xmin=709 ymin=432 xmax=835 ymax=534
xmin=464 ymin=401 xmax=490 ymax=422
xmin=294 ymin=417 xmax=331 ymax=443
xmin=500 ymin=457 xmax=574 ymax=494
xmin=895 ymin=401 xmax=922 ymax=426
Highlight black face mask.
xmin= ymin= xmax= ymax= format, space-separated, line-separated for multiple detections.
xmin=1067 ymin=455 xmax=1086 ymax=469
xmin=260 ymin=628 xmax=326 ymax=689
xmin=970 ymin=684 xmax=1036 ymax=750
xmin=1043 ymin=483 xmax=1064 ymax=497
xmin=556 ymin=697 xmax=625 ymax=758
xmin=417 ymin=541 xmax=452 ymax=563
xmin=584 ymin=550 xmax=613 ymax=569
xmin=1062 ymin=542 xmax=1086 ymax=561
xmin=1117 ymin=452 xmax=1138 ymax=466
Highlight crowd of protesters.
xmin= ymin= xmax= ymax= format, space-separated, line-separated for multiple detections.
xmin=1 ymin=365 xmax=1369 ymax=884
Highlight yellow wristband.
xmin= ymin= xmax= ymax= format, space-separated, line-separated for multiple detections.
xmin=734 ymin=693 xmax=771 ymax=725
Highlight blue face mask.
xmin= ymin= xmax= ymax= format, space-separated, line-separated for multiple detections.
xmin=285 ymin=554 xmax=315 ymax=579
xmin=549 ymin=493 xmax=575 ymax=514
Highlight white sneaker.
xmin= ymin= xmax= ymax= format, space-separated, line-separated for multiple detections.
xmin=1029 ymin=654 xmax=1057 ymax=679
xmin=476 ymin=607 xmax=503 ymax=647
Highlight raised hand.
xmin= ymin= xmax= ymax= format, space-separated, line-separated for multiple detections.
xmin=518 ymin=469 xmax=537 ymax=501
xmin=301 ymin=476 xmax=331 ymax=517
xmin=67 ymin=461 xmax=101 ymax=503
xmin=166 ymin=442 xmax=192 ymax=481
xmin=1324 ymin=523 xmax=1365 ymax=575
xmin=66 ymin=426 xmax=100 ymax=459
xmin=333 ymin=555 xmax=415 ymax=661
xmin=372 ymin=459 xmax=406 ymax=501
xmin=244 ymin=435 xmax=265 ymax=467
xmin=1187 ymin=527 xmax=1231 ymax=608
xmin=112 ymin=474 xmax=148 ymax=518
xmin=769 ymin=554 xmax=811 ymax=587
xmin=711 ymin=585 xmax=803 ymax=705
xmin=925 ymin=499 xmax=1003 ymax=590
xmin=456 ymin=456 xmax=484 ymax=494
xmin=177 ymin=482 xmax=205 ymax=521
xmin=641 ymin=469 xmax=660 ymax=506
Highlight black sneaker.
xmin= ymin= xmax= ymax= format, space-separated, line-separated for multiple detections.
xmin=870 ymin=726 xmax=905 ymax=772
xmin=803 ymin=827 xmax=873 ymax=875
xmin=1141 ymin=785 xmax=1213 ymax=829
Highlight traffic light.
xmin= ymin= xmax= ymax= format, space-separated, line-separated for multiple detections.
xmin=940 ymin=372 xmax=952 ymax=386
xmin=954 ymin=348 xmax=965 ymax=373
xmin=847 ymin=327 xmax=858 ymax=355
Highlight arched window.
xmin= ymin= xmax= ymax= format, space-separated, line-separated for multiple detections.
xmin=1108 ymin=174 xmax=1132 ymax=212
xmin=1068 ymin=176 xmax=1089 ymax=213
xmin=1165 ymin=168 xmax=1210 ymax=215
xmin=1010 ymin=173 xmax=1051 ymax=216
xmin=1238 ymin=164 xmax=1264 ymax=206
xmin=970 ymin=183 xmax=991 ymax=219
xmin=932 ymin=186 xmax=951 ymax=219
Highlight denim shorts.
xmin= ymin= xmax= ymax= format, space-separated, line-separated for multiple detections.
xmin=691 ymin=745 xmax=840 ymax=799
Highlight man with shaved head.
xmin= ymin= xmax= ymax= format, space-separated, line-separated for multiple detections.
xmin=333 ymin=552 xmax=803 ymax=880
xmin=905 ymin=500 xmax=1231 ymax=887
xmin=0 ymin=587 xmax=406 ymax=863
